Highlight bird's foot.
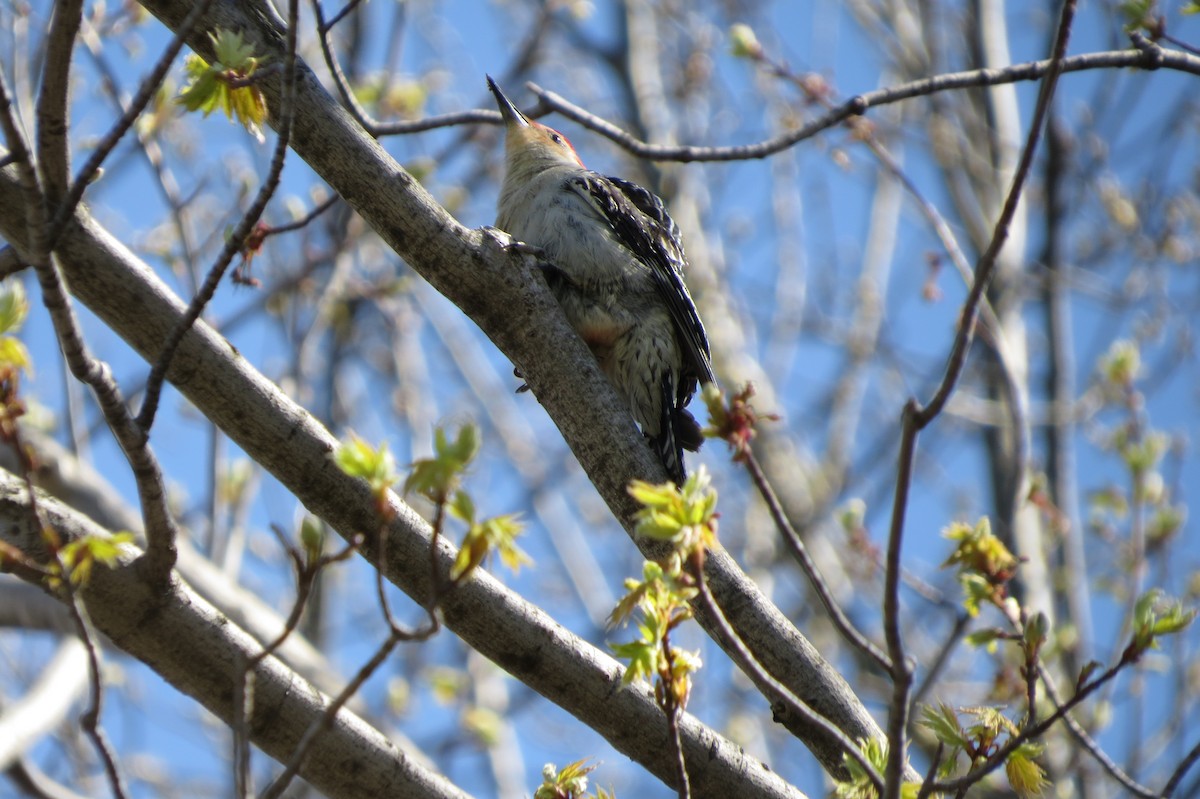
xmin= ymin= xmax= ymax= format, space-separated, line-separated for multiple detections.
xmin=480 ymin=226 xmax=564 ymax=289
xmin=481 ymin=226 xmax=546 ymax=258
xmin=512 ymin=365 xmax=531 ymax=394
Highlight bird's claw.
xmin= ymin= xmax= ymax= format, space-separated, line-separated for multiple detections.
xmin=508 ymin=240 xmax=547 ymax=259
xmin=481 ymin=226 xmax=546 ymax=259
xmin=512 ymin=366 xmax=531 ymax=393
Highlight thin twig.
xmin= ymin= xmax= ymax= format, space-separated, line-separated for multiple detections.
xmin=310 ymin=0 xmax=388 ymax=135
xmin=35 ymin=0 xmax=83 ymax=198
xmin=860 ymin=136 xmax=1010 ymax=358
xmin=261 ymin=193 xmax=340 ymax=237
xmin=1036 ymin=663 xmax=1159 ymax=799
xmin=744 ymin=450 xmax=891 ymax=673
xmin=930 ymin=657 xmax=1126 ymax=794
xmin=319 ymin=0 xmax=366 ymax=34
xmin=257 ymin=630 xmax=401 ymax=799
xmin=746 ymin=23 xmax=1013 ymax=359
xmin=7 ymin=756 xmax=92 ymax=799
xmin=372 ymin=497 xmax=439 ymax=639
xmin=1163 ymin=739 xmax=1200 ymax=798
xmin=62 ymin=583 xmax=128 ymax=799
xmin=0 ymin=62 xmax=180 ymax=584
xmin=79 ymin=22 xmax=203 ymax=294
xmin=0 ymin=374 xmax=126 ymax=795
xmin=0 ymin=350 xmax=126 ymax=798
xmin=137 ymin=1 xmax=300 ymax=432
xmin=1021 ymin=618 xmax=1038 ymax=732
xmin=881 ymin=402 xmax=918 ymax=799
xmin=234 ymin=525 xmax=360 ymax=797
xmin=658 ymin=628 xmax=691 ymax=799
xmin=879 ymin=2 xmax=1079 ymax=794
xmin=313 ymin=0 xmax=553 ymax=139
xmin=527 ymin=40 xmax=1197 ymax=162
xmin=915 ymin=741 xmax=944 ymax=799
xmin=47 ymin=0 xmax=216 ymax=245
xmin=1159 ymin=32 xmax=1200 ymax=58
xmin=692 ymin=571 xmax=885 ymax=794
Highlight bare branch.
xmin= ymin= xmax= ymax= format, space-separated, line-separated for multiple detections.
xmin=745 ymin=450 xmax=891 ymax=673
xmin=259 ymin=631 xmax=401 ymax=799
xmin=0 ymin=61 xmax=179 ymax=585
xmin=5 ymin=757 xmax=92 ymax=799
xmin=527 ymin=42 xmax=1199 ymax=162
xmin=0 ymin=168 xmax=803 ymax=797
xmin=880 ymin=2 xmax=1080 ymax=795
xmin=35 ymin=0 xmax=83 ymax=198
xmin=1164 ymin=739 xmax=1200 ymax=798
xmin=1037 ymin=664 xmax=1159 ymax=799
xmin=693 ymin=570 xmax=887 ymax=792
xmin=0 ymin=472 xmax=470 ymax=799
xmin=48 ymin=0 xmax=216 ymax=245
xmin=261 ymin=192 xmax=339 ymax=237
xmin=61 ymin=578 xmax=128 ymax=799
xmin=137 ymin=0 xmax=300 ymax=432
xmin=310 ymin=0 xmax=553 ymax=138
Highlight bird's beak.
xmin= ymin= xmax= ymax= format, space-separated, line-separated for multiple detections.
xmin=487 ymin=75 xmax=530 ymax=128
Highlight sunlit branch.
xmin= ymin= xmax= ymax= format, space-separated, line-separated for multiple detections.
xmin=881 ymin=0 xmax=1080 ymax=795
xmin=137 ymin=1 xmax=301 ymax=432
xmin=527 ymin=38 xmax=1198 ymax=163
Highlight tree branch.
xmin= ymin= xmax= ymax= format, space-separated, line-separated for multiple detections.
xmin=127 ymin=0 xmax=888 ymax=779
xmin=0 ymin=473 xmax=470 ymax=799
xmin=0 ymin=62 xmax=179 ymax=586
xmin=0 ymin=166 xmax=804 ymax=798
xmin=880 ymin=1 xmax=1079 ymax=794
xmin=527 ymin=40 xmax=1199 ymax=162
xmin=34 ymin=0 xmax=83 ymax=199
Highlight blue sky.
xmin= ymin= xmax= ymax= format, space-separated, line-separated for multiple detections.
xmin=9 ymin=0 xmax=1200 ymax=795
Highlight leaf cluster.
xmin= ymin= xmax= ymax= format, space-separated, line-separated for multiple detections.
xmin=0 ymin=281 xmax=31 ymax=442
xmin=1127 ymin=588 xmax=1196 ymax=660
xmin=919 ymin=705 xmax=1047 ymax=797
xmin=335 ymin=434 xmax=400 ymax=504
xmin=177 ymin=30 xmax=269 ymax=141
xmin=941 ymin=517 xmax=1019 ymax=617
xmin=445 ymin=490 xmax=527 ymax=582
xmin=534 ymin=759 xmax=615 ymax=799
xmin=404 ymin=425 xmax=479 ymax=504
xmin=832 ymin=738 xmax=919 ymax=799
xmin=701 ymin=383 xmax=778 ymax=462
xmin=608 ymin=560 xmax=699 ymax=697
xmin=47 ymin=531 xmax=136 ymax=591
xmin=627 ymin=466 xmax=719 ymax=551
xmin=336 ymin=424 xmax=528 ymax=583
xmin=610 ymin=469 xmax=720 ymax=707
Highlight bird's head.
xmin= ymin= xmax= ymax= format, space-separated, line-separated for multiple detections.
xmin=487 ymin=75 xmax=584 ymax=172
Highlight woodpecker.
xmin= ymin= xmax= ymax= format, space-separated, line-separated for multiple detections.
xmin=487 ymin=76 xmax=715 ymax=484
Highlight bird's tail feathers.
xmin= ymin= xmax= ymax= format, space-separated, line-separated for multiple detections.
xmin=651 ymin=376 xmax=705 ymax=486
xmin=673 ymin=407 xmax=704 ymax=453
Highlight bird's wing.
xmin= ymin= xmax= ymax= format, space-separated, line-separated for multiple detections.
xmin=569 ymin=173 xmax=716 ymax=391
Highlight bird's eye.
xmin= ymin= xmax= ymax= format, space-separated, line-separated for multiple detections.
xmin=550 ymin=133 xmax=563 ymax=145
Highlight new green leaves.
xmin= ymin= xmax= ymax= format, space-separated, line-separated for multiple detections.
xmin=178 ymin=30 xmax=269 ymax=141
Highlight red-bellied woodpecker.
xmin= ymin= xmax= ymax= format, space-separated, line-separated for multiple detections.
xmin=487 ymin=76 xmax=715 ymax=484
